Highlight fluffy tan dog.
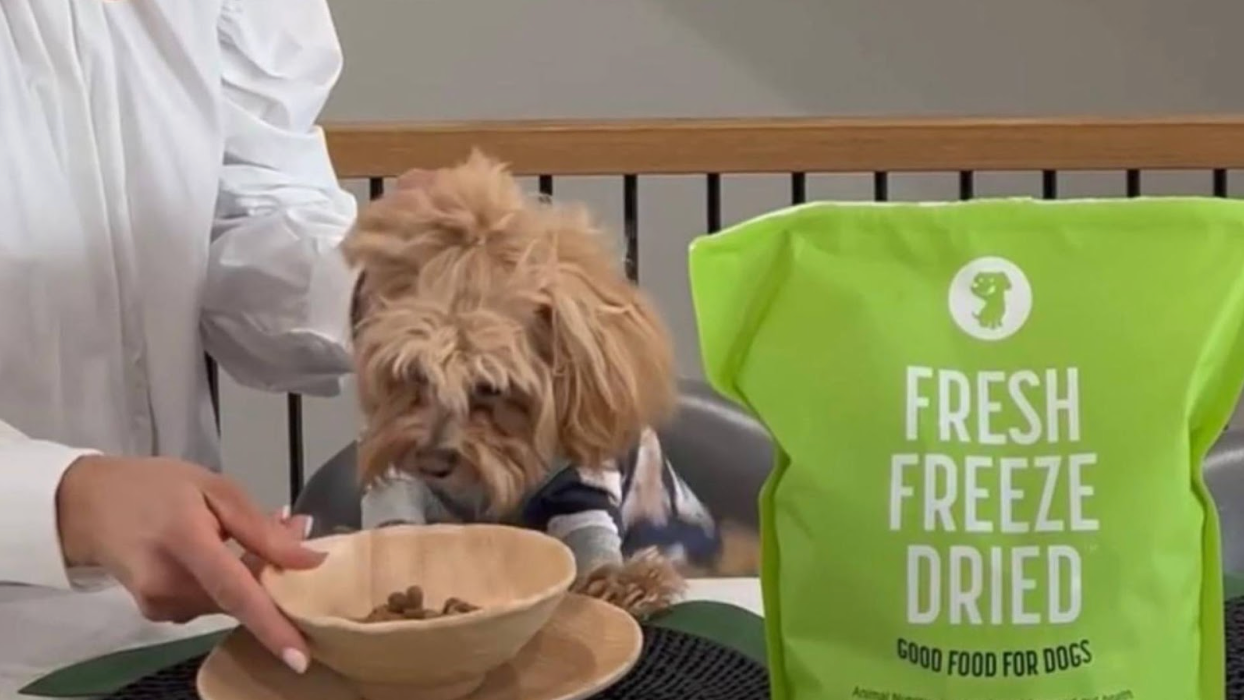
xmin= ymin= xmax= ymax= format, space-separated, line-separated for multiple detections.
xmin=341 ymin=152 xmax=754 ymax=617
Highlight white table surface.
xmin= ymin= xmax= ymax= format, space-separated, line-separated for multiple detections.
xmin=0 ymin=577 xmax=762 ymax=700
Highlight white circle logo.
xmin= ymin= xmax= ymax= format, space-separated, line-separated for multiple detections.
xmin=948 ymin=256 xmax=1032 ymax=341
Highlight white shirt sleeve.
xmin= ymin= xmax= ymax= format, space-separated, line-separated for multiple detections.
xmin=202 ymin=0 xmax=360 ymax=397
xmin=0 ymin=420 xmax=98 ymax=588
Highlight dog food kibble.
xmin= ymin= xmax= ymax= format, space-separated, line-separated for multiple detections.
xmin=442 ymin=597 xmax=480 ymax=615
xmin=358 ymin=585 xmax=478 ymax=622
xmin=385 ymin=585 xmax=424 ymax=612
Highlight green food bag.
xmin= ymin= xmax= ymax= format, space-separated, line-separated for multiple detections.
xmin=688 ymin=197 xmax=1244 ymax=700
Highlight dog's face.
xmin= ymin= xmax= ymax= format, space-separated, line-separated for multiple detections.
xmin=970 ymin=271 xmax=1011 ymax=301
xmin=344 ymin=153 xmax=676 ymax=516
xmin=351 ymin=290 xmax=556 ymax=514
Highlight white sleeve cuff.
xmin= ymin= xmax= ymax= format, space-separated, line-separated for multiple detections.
xmin=0 ymin=439 xmax=98 ymax=589
xmin=202 ymin=234 xmax=361 ymax=398
xmin=307 ymin=244 xmax=362 ymax=362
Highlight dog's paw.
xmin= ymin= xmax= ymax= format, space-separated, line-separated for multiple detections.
xmin=571 ymin=548 xmax=687 ymax=619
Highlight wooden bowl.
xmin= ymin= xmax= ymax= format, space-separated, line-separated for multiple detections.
xmin=261 ymin=524 xmax=577 ymax=700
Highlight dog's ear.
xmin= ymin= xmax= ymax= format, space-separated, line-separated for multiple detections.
xmin=531 ymin=271 xmax=677 ymax=468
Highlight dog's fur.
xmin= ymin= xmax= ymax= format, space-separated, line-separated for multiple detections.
xmin=340 ymin=152 xmax=756 ymax=617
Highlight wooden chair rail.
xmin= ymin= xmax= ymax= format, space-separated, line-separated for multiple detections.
xmin=323 ymin=116 xmax=1244 ymax=179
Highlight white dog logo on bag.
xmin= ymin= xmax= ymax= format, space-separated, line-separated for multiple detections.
xmin=949 ymin=256 xmax=1032 ymax=341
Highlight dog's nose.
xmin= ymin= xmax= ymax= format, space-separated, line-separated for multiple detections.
xmin=418 ymin=448 xmax=459 ymax=478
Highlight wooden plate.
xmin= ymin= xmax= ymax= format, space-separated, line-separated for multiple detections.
xmin=197 ymin=594 xmax=642 ymax=700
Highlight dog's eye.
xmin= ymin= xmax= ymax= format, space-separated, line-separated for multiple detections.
xmin=473 ymin=383 xmax=502 ymax=400
xmin=391 ymin=369 xmax=429 ymax=407
xmin=470 ymin=383 xmax=505 ymax=410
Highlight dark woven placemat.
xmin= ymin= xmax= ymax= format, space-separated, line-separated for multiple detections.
xmin=592 ymin=622 xmax=769 ymax=700
xmin=99 ymin=624 xmax=770 ymax=700
xmin=106 ymin=598 xmax=1244 ymax=700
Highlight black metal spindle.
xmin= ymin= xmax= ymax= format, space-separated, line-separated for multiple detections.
xmin=1214 ymin=169 xmax=1230 ymax=198
xmin=873 ymin=172 xmax=890 ymax=202
xmin=706 ymin=174 xmax=722 ymax=233
xmin=1042 ymin=170 xmax=1059 ymax=200
xmin=287 ymin=395 xmax=304 ymax=501
xmin=791 ymin=172 xmax=807 ymax=205
xmin=538 ymin=175 xmax=554 ymax=197
xmin=1126 ymin=170 xmax=1142 ymax=197
xmin=959 ymin=171 xmax=975 ymax=200
xmin=206 ymin=356 xmax=219 ymax=432
xmin=623 ymin=175 xmax=639 ymax=282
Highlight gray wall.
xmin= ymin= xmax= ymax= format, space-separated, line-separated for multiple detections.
xmin=220 ymin=0 xmax=1244 ymax=510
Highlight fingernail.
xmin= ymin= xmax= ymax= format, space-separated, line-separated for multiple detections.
xmin=303 ymin=516 xmax=315 ymax=540
xmin=282 ymin=648 xmax=309 ymax=674
xmin=279 ymin=505 xmax=291 ymax=522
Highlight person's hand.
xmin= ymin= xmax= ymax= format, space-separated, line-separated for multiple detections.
xmin=55 ymin=455 xmax=326 ymax=673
